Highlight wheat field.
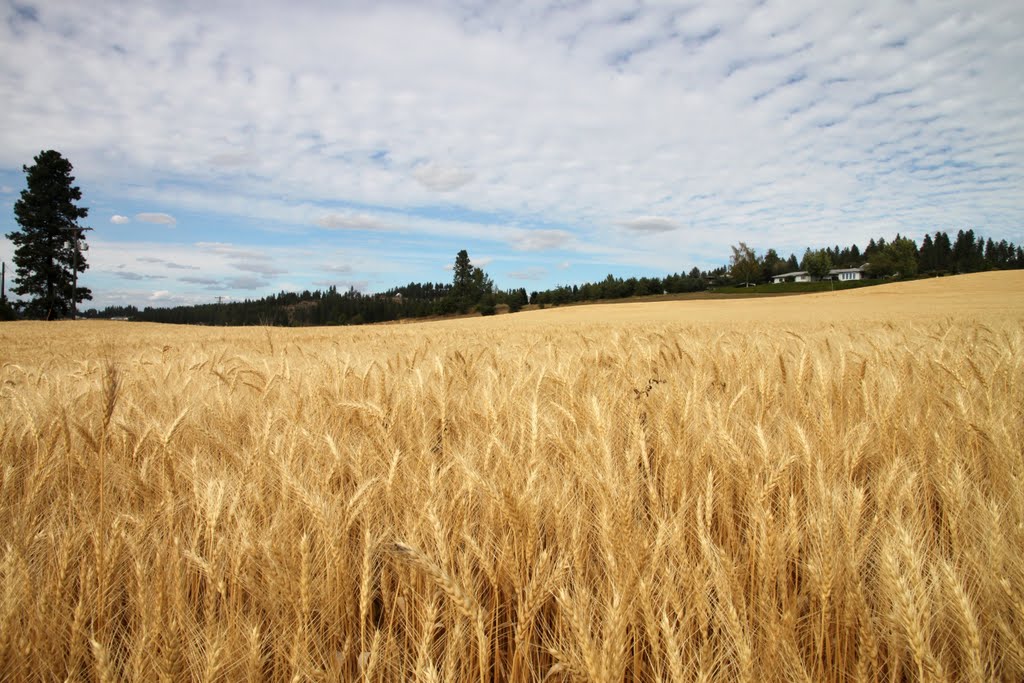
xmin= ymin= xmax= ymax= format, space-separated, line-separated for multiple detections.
xmin=2 ymin=272 xmax=1023 ymax=682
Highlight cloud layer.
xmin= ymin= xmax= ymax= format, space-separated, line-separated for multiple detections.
xmin=135 ymin=212 xmax=176 ymax=225
xmin=0 ymin=0 xmax=1021 ymax=306
xmin=620 ymin=217 xmax=681 ymax=234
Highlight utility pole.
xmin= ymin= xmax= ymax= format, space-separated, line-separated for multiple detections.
xmin=1 ymin=261 xmax=6 ymax=302
xmin=215 ymin=296 xmax=224 ymax=305
xmin=60 ymin=225 xmax=92 ymax=320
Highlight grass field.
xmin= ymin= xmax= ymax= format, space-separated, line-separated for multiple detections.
xmin=712 ymin=278 xmax=886 ymax=294
xmin=2 ymin=271 xmax=1023 ymax=681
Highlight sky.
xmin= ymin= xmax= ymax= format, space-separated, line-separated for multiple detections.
xmin=0 ymin=0 xmax=1022 ymax=308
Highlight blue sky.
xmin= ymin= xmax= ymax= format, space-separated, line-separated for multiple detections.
xmin=1 ymin=0 xmax=1022 ymax=308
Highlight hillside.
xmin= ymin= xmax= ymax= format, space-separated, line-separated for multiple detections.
xmin=426 ymin=270 xmax=1024 ymax=328
xmin=1 ymin=269 xmax=1021 ymax=682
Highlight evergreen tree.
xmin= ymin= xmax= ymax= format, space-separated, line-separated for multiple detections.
xmin=984 ymin=238 xmax=997 ymax=269
xmin=952 ymin=229 xmax=984 ymax=273
xmin=932 ymin=231 xmax=952 ymax=272
xmin=445 ymin=249 xmax=494 ymax=313
xmin=8 ymin=150 xmax=92 ymax=319
xmin=918 ymin=233 xmax=935 ymax=273
xmin=449 ymin=249 xmax=475 ymax=312
xmin=761 ymin=248 xmax=785 ymax=280
xmin=452 ymin=250 xmax=472 ymax=289
xmin=506 ymin=288 xmax=528 ymax=312
xmin=472 ymin=266 xmax=494 ymax=299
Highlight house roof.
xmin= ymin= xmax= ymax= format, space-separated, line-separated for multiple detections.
xmin=773 ymin=265 xmax=867 ymax=279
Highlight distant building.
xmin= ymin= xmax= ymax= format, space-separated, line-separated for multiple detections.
xmin=771 ymin=271 xmax=813 ymax=283
xmin=829 ymin=267 xmax=867 ymax=282
xmin=771 ymin=265 xmax=869 ymax=284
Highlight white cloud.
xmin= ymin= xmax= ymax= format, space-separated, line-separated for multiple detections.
xmin=0 ymin=186 xmax=13 ymax=194
xmin=195 ymin=242 xmax=254 ymax=257
xmin=190 ymin=241 xmax=285 ymax=275
xmin=224 ymin=276 xmax=267 ymax=290
xmin=513 ymin=229 xmax=572 ymax=252
xmin=111 ymin=270 xmax=163 ymax=281
xmin=231 ymin=259 xmax=285 ymax=276
xmin=179 ymin=275 xmax=220 ymax=286
xmin=316 ymin=213 xmax=387 ymax=231
xmin=209 ymin=151 xmax=256 ymax=167
xmin=110 ymin=214 xmax=130 ymax=224
xmin=413 ymin=163 xmax=474 ymax=192
xmin=619 ymin=216 xmax=680 ymax=234
xmin=137 ymin=256 xmax=198 ymax=270
xmin=135 ymin=212 xmax=176 ymax=225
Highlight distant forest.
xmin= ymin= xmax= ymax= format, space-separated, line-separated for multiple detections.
xmin=82 ymin=229 xmax=1023 ymax=326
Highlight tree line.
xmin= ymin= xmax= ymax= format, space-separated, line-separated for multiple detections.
xmin=81 ymin=250 xmax=531 ymax=326
xmin=532 ymin=229 xmax=1023 ymax=308
xmin=4 ymin=150 xmax=1023 ymax=325
xmin=77 ymin=227 xmax=1021 ymax=326
xmin=729 ymin=230 xmax=1023 ymax=286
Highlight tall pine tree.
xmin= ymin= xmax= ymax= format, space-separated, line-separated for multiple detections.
xmin=919 ymin=233 xmax=935 ymax=273
xmin=8 ymin=150 xmax=92 ymax=319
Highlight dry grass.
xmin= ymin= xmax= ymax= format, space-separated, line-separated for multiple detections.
xmin=1 ymin=271 xmax=1023 ymax=682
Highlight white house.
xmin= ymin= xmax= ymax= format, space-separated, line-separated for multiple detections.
xmin=771 ymin=270 xmax=813 ymax=283
xmin=830 ymin=267 xmax=866 ymax=281
xmin=771 ymin=265 xmax=869 ymax=284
